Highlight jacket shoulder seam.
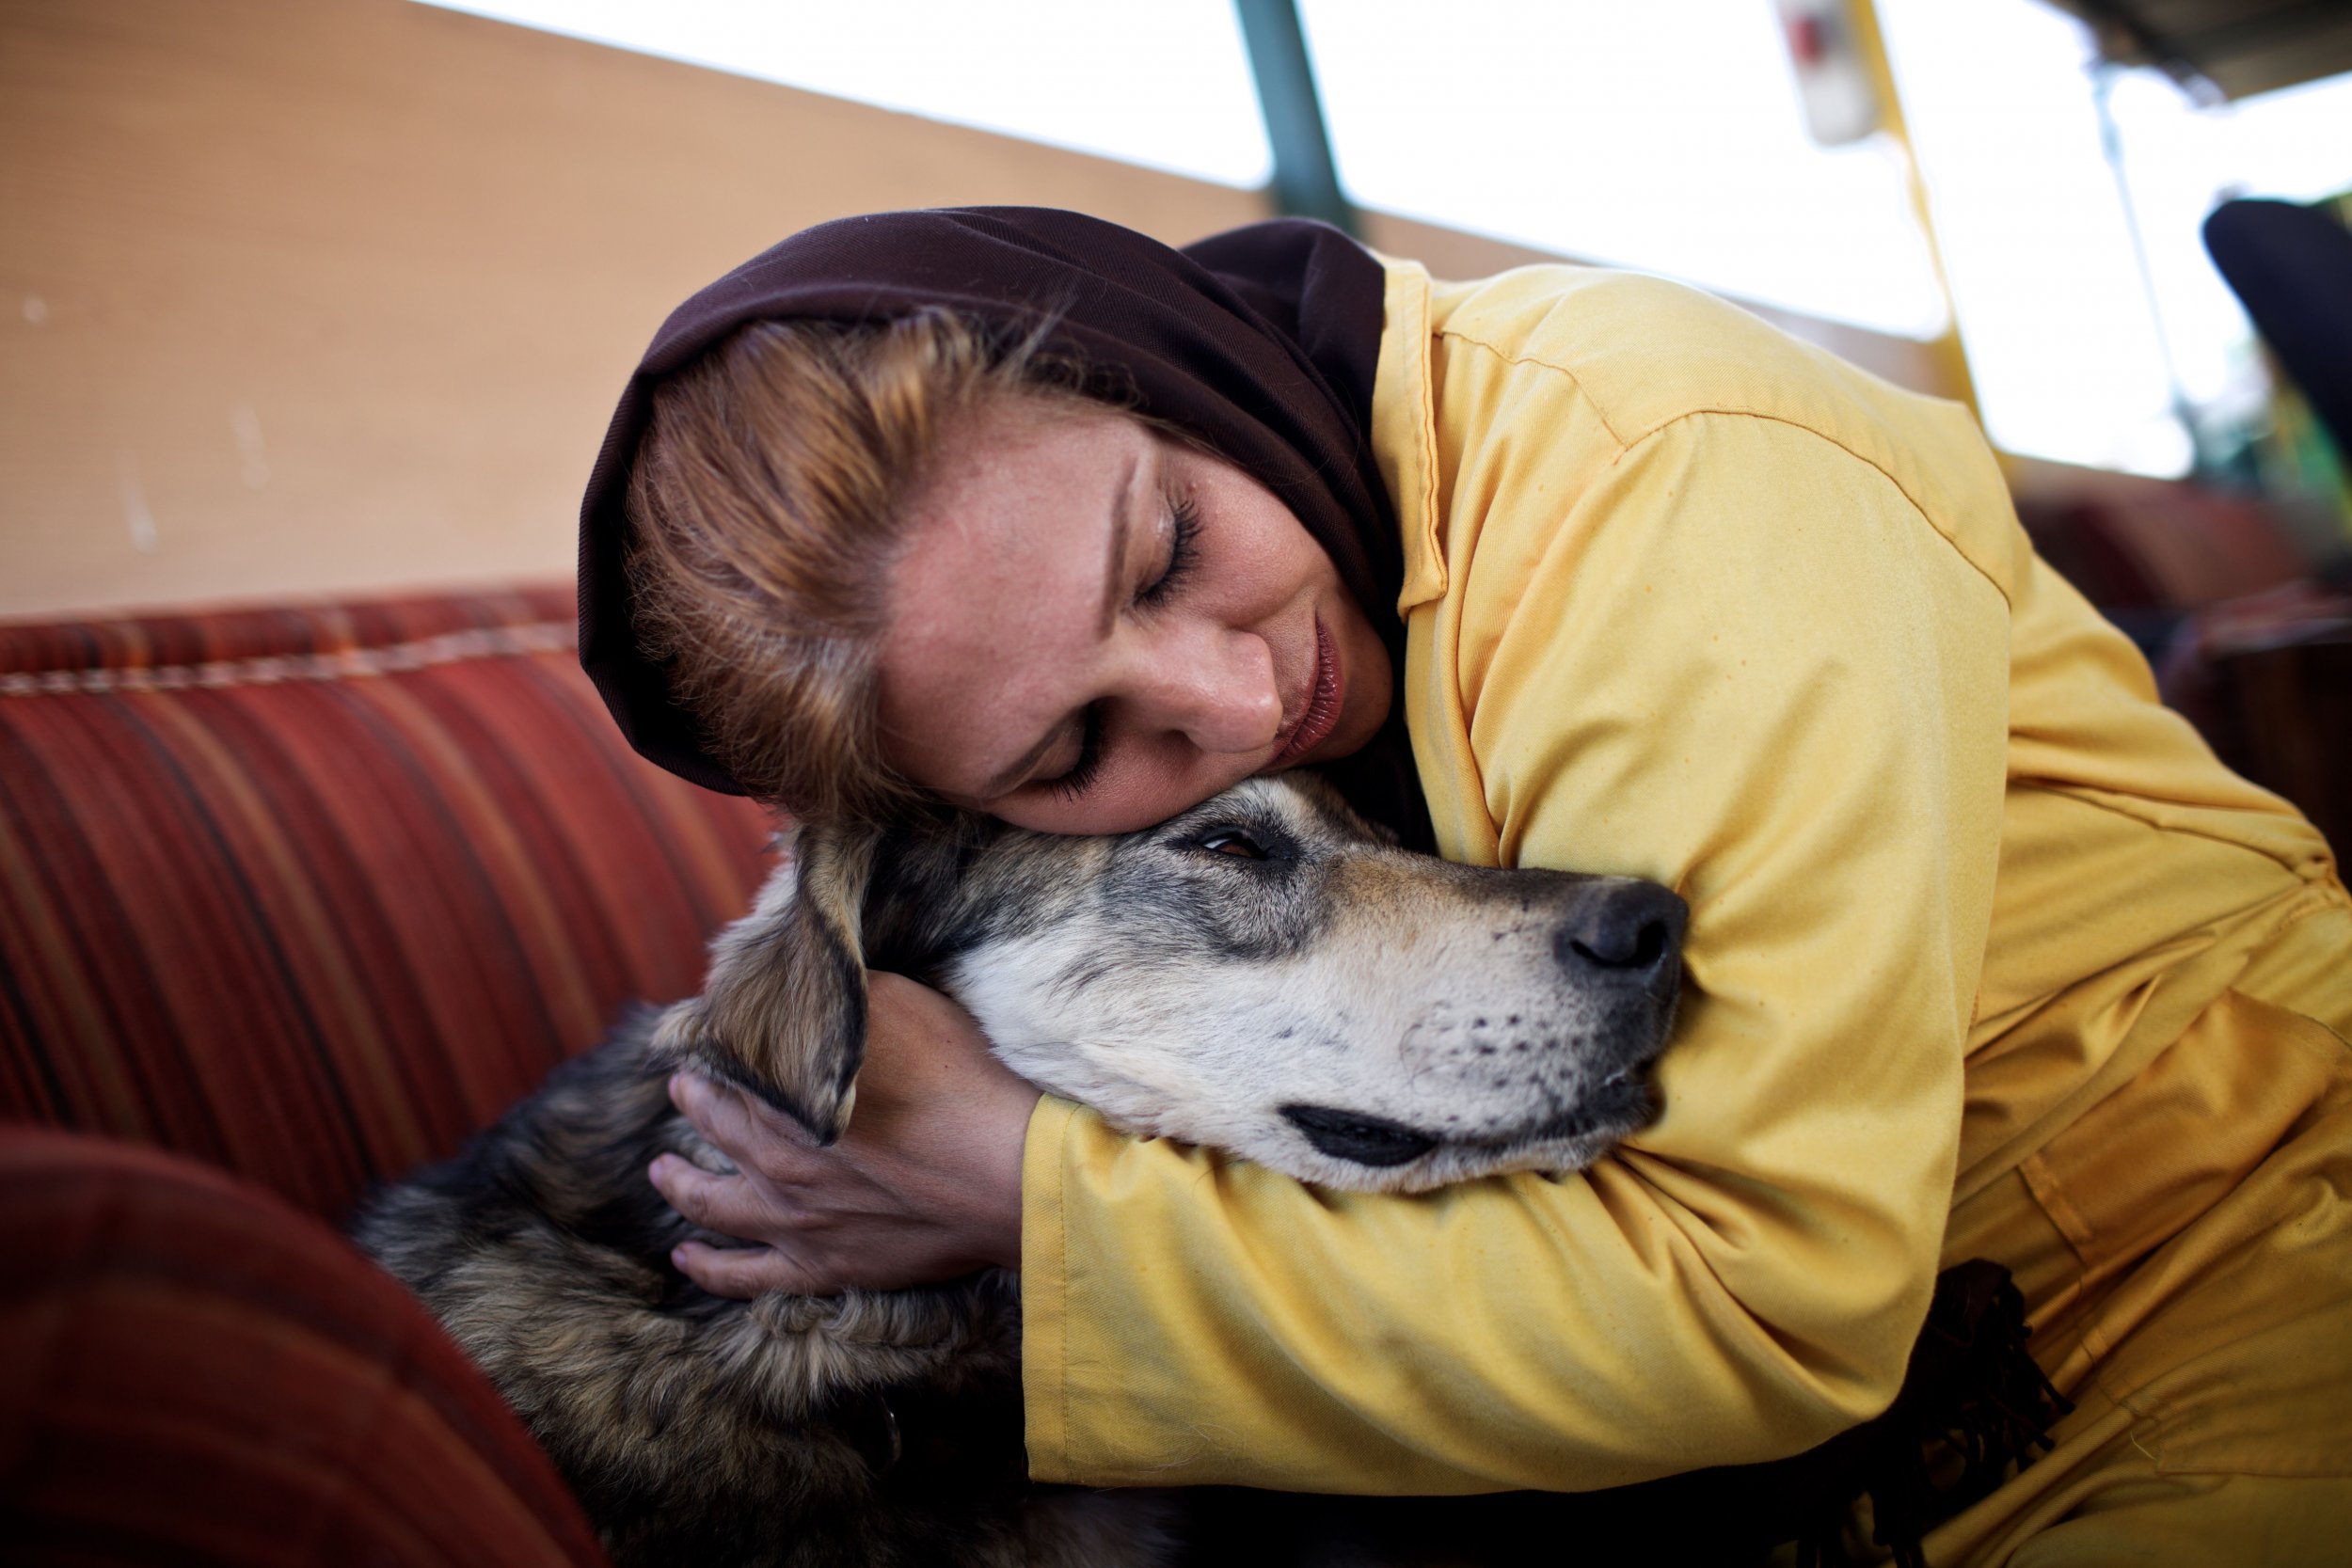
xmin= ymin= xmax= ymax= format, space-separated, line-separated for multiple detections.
xmin=1435 ymin=327 xmax=1632 ymax=450
xmin=1618 ymin=409 xmax=2017 ymax=610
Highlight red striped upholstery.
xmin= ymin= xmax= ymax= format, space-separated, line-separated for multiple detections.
xmin=0 ymin=585 xmax=771 ymax=1217
xmin=0 ymin=586 xmax=776 ymax=1564
xmin=1 ymin=1128 xmax=608 ymax=1566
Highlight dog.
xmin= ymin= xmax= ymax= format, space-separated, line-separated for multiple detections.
xmin=352 ymin=773 xmax=1686 ymax=1567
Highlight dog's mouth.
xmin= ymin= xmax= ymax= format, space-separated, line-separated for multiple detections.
xmin=1280 ymin=1074 xmax=1660 ymax=1170
xmin=1505 ymin=1072 xmax=1658 ymax=1148
xmin=1279 ymin=1104 xmax=1438 ymax=1166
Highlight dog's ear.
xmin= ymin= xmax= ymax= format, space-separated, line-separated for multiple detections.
xmin=651 ymin=818 xmax=883 ymax=1145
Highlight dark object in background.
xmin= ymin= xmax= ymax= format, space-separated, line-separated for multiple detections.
xmin=2190 ymin=198 xmax=2352 ymax=851
xmin=2011 ymin=198 xmax=2352 ymax=857
xmin=2163 ymin=582 xmax=2352 ymax=853
xmin=2206 ymin=635 xmax=2352 ymax=852
xmin=2204 ymin=198 xmax=2352 ymax=459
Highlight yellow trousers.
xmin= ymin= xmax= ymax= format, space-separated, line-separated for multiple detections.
xmin=1928 ymin=980 xmax=2352 ymax=1567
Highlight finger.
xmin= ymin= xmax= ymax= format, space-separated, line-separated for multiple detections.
xmin=675 ymin=1068 xmax=821 ymax=1146
xmin=647 ymin=1154 xmax=797 ymax=1244
xmin=667 ymin=1070 xmax=797 ymax=1163
xmin=672 ymin=1239 xmax=821 ymax=1301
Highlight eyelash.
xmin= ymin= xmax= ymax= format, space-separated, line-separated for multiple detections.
xmin=1136 ymin=494 xmax=1200 ymax=609
xmin=1043 ymin=495 xmax=1199 ymax=800
xmin=1046 ymin=705 xmax=1105 ymax=801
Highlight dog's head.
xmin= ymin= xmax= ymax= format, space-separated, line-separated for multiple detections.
xmin=655 ymin=775 xmax=1685 ymax=1191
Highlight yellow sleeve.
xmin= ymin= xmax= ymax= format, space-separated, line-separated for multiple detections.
xmin=1020 ymin=408 xmax=2011 ymax=1494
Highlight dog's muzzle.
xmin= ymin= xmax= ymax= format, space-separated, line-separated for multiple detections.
xmin=1280 ymin=879 xmax=1688 ymax=1171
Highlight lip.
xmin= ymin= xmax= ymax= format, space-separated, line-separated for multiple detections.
xmin=1267 ymin=618 xmax=1343 ymax=769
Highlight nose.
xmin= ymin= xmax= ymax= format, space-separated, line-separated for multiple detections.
xmin=1126 ymin=626 xmax=1281 ymax=755
xmin=1552 ymin=881 xmax=1687 ymax=989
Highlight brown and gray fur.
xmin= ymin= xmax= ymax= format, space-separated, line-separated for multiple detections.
xmin=353 ymin=774 xmax=1686 ymax=1568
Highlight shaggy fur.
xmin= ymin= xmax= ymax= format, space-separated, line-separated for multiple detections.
xmin=353 ymin=775 xmax=1685 ymax=1567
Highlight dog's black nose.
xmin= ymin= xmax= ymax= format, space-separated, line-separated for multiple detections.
xmin=1553 ymin=881 xmax=1687 ymax=986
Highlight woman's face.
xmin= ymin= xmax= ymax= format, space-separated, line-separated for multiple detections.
xmin=877 ymin=401 xmax=1392 ymax=835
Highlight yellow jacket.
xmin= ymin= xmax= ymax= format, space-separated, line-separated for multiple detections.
xmin=1018 ymin=260 xmax=2351 ymax=1495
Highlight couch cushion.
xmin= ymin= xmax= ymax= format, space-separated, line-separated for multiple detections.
xmin=0 ymin=586 xmax=771 ymax=1218
xmin=0 ymin=1127 xmax=611 ymax=1566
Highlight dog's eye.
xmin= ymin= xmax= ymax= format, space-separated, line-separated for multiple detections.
xmin=1196 ymin=830 xmax=1269 ymax=861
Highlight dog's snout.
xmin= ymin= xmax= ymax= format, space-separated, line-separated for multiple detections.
xmin=1552 ymin=881 xmax=1687 ymax=985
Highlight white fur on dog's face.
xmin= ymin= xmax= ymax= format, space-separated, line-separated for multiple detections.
xmin=933 ymin=778 xmax=1685 ymax=1193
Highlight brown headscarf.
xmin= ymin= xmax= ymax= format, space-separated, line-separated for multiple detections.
xmin=578 ymin=206 xmax=1429 ymax=848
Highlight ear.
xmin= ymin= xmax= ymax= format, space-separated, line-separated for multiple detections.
xmin=650 ymin=818 xmax=884 ymax=1145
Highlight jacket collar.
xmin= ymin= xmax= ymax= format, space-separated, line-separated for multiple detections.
xmin=1370 ymin=258 xmax=1448 ymax=615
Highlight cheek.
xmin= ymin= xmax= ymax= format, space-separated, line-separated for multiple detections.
xmin=1248 ymin=526 xmax=1331 ymax=611
xmin=1193 ymin=472 xmax=1322 ymax=601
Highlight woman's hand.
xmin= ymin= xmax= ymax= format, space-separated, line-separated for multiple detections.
xmin=648 ymin=971 xmax=1041 ymax=1299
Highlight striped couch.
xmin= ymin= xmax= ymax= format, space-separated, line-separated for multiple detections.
xmin=0 ymin=586 xmax=773 ymax=1566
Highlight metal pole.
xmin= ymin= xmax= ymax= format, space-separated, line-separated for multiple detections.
xmin=1232 ymin=0 xmax=1357 ymax=234
xmin=1847 ymin=0 xmax=1983 ymax=420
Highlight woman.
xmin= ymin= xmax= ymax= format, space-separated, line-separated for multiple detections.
xmin=578 ymin=208 xmax=2351 ymax=1564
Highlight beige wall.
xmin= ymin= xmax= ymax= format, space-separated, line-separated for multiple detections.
xmin=1 ymin=0 xmax=1949 ymax=620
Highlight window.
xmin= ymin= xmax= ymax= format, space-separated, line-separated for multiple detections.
xmin=1881 ymin=0 xmax=2352 ymax=475
xmin=1297 ymin=0 xmax=1949 ymax=338
xmin=421 ymin=1 xmax=2352 ymax=477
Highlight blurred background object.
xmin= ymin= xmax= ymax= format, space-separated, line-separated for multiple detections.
xmin=2204 ymin=196 xmax=2352 ymax=471
xmin=2042 ymin=0 xmax=2352 ymax=102
xmin=1772 ymin=0 xmax=1885 ymax=147
xmin=2 ymin=0 xmax=2346 ymax=834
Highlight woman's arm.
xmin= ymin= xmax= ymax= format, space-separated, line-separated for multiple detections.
xmin=650 ymin=971 xmax=1037 ymax=1294
xmin=1019 ymin=407 xmax=2011 ymax=1493
xmin=655 ymin=382 xmax=2015 ymax=1493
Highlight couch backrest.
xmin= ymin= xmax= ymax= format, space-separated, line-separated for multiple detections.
xmin=0 ymin=586 xmax=771 ymax=1218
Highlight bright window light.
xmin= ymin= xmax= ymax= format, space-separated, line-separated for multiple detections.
xmin=1879 ymin=0 xmax=2352 ymax=477
xmin=1296 ymin=0 xmax=1950 ymax=339
xmin=410 ymin=1 xmax=1274 ymax=188
xmin=419 ymin=1 xmax=2352 ymax=481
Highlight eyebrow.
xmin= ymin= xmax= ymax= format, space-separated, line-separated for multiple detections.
xmin=974 ymin=453 xmax=1141 ymax=800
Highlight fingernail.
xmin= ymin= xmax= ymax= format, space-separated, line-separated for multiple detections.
xmin=647 ymin=1155 xmax=669 ymax=1182
xmin=671 ymin=1245 xmax=691 ymax=1270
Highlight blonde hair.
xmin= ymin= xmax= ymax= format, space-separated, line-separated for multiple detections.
xmin=623 ymin=309 xmax=1088 ymax=823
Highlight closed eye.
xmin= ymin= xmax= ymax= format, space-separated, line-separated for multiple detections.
xmin=1041 ymin=494 xmax=1197 ymax=801
xmin=1041 ymin=705 xmax=1105 ymax=801
xmin=1135 ymin=494 xmax=1200 ymax=609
